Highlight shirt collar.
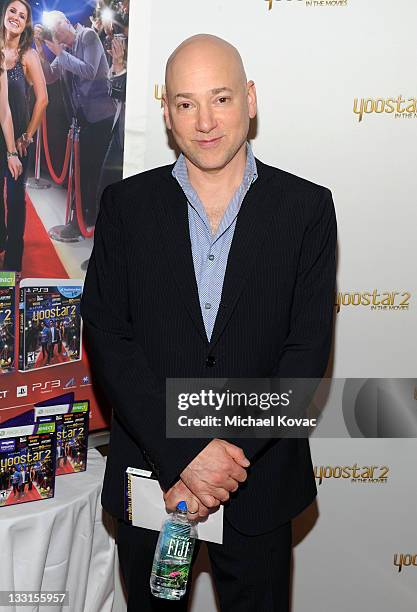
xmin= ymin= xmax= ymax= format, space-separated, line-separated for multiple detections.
xmin=172 ymin=142 xmax=258 ymax=189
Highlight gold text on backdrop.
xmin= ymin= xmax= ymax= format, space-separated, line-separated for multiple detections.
xmin=353 ymin=96 xmax=417 ymax=122
xmin=314 ymin=465 xmax=389 ymax=485
xmin=154 ymin=84 xmax=166 ymax=108
xmin=335 ymin=291 xmax=411 ymax=314
xmin=393 ymin=554 xmax=417 ymax=573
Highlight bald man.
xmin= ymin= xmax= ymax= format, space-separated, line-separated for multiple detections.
xmin=81 ymin=34 xmax=337 ymax=611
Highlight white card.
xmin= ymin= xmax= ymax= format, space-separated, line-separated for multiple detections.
xmin=126 ymin=468 xmax=224 ymax=544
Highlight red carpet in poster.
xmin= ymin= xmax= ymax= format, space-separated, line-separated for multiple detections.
xmin=5 ymin=485 xmax=42 ymax=505
xmin=34 ymin=343 xmax=71 ymax=368
xmin=22 ymin=194 xmax=69 ymax=278
xmin=1 ymin=193 xmax=68 ymax=278
xmin=0 ymin=192 xmax=70 ymax=377
xmin=0 ymin=188 xmax=68 ymax=278
xmin=56 ymin=460 xmax=75 ymax=476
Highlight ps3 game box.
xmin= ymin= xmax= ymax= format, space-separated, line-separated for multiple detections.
xmin=18 ymin=278 xmax=83 ymax=372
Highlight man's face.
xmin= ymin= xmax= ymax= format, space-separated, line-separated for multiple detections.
xmin=163 ymin=43 xmax=257 ymax=173
xmin=52 ymin=17 xmax=70 ymax=44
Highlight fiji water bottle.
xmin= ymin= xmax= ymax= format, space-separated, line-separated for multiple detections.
xmin=150 ymin=500 xmax=198 ymax=600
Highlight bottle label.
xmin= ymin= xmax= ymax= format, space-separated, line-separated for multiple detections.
xmin=152 ymin=522 xmax=194 ymax=591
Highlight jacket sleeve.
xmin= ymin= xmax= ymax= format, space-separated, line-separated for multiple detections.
xmin=58 ymin=29 xmax=103 ymax=80
xmin=226 ymin=187 xmax=337 ymax=460
xmin=273 ymin=187 xmax=337 ymax=378
xmin=81 ymin=186 xmax=212 ymax=491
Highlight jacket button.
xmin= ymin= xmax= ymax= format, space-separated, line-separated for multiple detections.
xmin=206 ymin=356 xmax=216 ymax=367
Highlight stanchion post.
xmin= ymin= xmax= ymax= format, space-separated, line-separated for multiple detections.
xmin=26 ymin=123 xmax=51 ymax=190
xmin=48 ymin=117 xmax=84 ymax=243
xmin=65 ymin=119 xmax=76 ymax=226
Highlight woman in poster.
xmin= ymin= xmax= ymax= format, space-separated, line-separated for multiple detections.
xmin=0 ymin=49 xmax=22 ymax=180
xmin=0 ymin=0 xmax=48 ymax=272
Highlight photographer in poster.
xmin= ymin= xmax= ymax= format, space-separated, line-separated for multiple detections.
xmin=33 ymin=10 xmax=116 ymax=239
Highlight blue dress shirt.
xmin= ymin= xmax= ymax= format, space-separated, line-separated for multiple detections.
xmin=172 ymin=143 xmax=258 ymax=340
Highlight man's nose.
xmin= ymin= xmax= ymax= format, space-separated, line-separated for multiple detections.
xmin=195 ymin=103 xmax=218 ymax=133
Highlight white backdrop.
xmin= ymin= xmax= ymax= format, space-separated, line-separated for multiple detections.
xmin=120 ymin=1 xmax=417 ymax=609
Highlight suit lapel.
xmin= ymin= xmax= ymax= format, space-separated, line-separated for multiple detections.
xmin=155 ymin=159 xmax=276 ymax=348
xmin=155 ymin=169 xmax=208 ymax=344
xmin=209 ymin=160 xmax=276 ymax=348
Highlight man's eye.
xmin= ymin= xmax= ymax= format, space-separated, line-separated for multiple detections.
xmin=178 ymin=103 xmax=191 ymax=110
xmin=217 ymin=97 xmax=231 ymax=104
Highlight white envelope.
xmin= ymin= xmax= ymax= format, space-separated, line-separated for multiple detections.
xmin=126 ymin=467 xmax=223 ymax=544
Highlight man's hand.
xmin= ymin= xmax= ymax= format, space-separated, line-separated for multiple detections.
xmin=44 ymin=39 xmax=65 ymax=57
xmin=180 ymin=439 xmax=250 ymax=509
xmin=163 ymin=479 xmax=212 ymax=522
xmin=33 ymin=23 xmax=45 ymax=60
xmin=15 ymin=137 xmax=27 ymax=158
xmin=107 ymin=37 xmax=125 ymax=74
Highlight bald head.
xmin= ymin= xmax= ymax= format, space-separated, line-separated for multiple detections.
xmin=162 ymin=34 xmax=256 ymax=174
xmin=165 ymin=34 xmax=247 ymax=98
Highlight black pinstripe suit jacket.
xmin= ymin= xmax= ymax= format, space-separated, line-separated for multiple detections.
xmin=81 ymin=157 xmax=337 ymax=535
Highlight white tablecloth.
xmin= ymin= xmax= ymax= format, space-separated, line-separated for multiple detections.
xmin=0 ymin=449 xmax=115 ymax=612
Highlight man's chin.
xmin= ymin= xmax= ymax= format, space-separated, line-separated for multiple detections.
xmin=185 ymin=151 xmax=233 ymax=173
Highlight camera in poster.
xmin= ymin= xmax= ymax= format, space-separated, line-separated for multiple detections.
xmin=0 ymin=0 xmax=130 ymax=428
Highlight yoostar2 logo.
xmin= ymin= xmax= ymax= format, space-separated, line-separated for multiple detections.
xmin=314 ymin=464 xmax=389 ymax=485
xmin=354 ymin=96 xmax=417 ymax=122
xmin=394 ymin=554 xmax=417 ymax=573
xmin=335 ymin=290 xmax=411 ymax=314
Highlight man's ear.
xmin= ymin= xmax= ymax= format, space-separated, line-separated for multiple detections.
xmin=247 ymin=80 xmax=257 ymax=120
xmin=162 ymin=93 xmax=172 ymax=130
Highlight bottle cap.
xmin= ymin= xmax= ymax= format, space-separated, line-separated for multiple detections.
xmin=176 ymin=500 xmax=188 ymax=512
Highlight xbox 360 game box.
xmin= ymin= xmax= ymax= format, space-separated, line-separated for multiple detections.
xmin=0 ymin=420 xmax=56 ymax=507
xmin=0 ymin=271 xmax=16 ymax=373
xmin=35 ymin=399 xmax=89 ymax=475
xmin=2 ymin=392 xmax=89 ymax=476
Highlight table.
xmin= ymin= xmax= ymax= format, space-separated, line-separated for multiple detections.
xmin=0 ymin=449 xmax=115 ymax=612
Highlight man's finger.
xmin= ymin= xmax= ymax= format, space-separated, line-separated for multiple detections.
xmin=186 ymin=497 xmax=201 ymax=520
xmin=223 ymin=442 xmax=250 ymax=467
xmin=207 ymin=470 xmax=244 ymax=492
xmin=192 ymin=492 xmax=215 ymax=508
xmin=223 ymin=476 xmax=240 ymax=493
xmin=228 ymin=464 xmax=248 ymax=483
xmin=197 ymin=505 xmax=209 ymax=520
xmin=164 ymin=491 xmax=178 ymax=512
xmin=187 ymin=497 xmax=198 ymax=513
xmin=197 ymin=491 xmax=224 ymax=507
